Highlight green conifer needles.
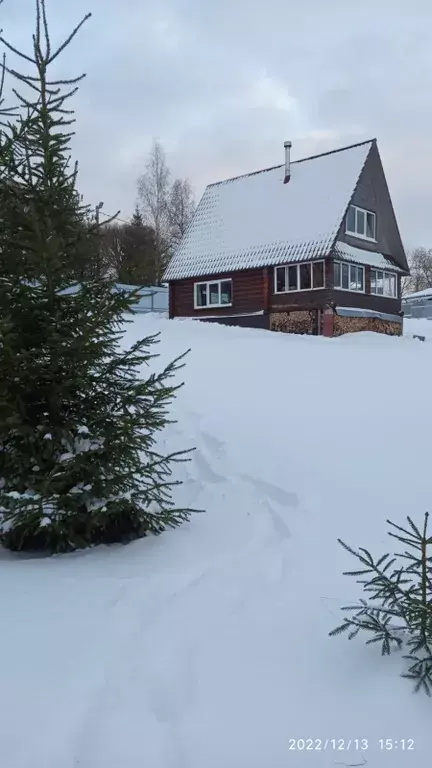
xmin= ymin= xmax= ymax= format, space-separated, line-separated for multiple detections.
xmin=0 ymin=2 xmax=198 ymax=552
xmin=330 ymin=513 xmax=432 ymax=695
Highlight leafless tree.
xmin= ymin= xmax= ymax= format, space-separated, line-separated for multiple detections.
xmin=137 ymin=140 xmax=171 ymax=283
xmin=168 ymin=177 xmax=195 ymax=250
xmin=402 ymin=247 xmax=432 ymax=296
xmin=137 ymin=141 xmax=196 ymax=281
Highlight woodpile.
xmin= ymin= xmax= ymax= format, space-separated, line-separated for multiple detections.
xmin=333 ymin=315 xmax=402 ymax=336
xmin=270 ymin=311 xmax=314 ymax=334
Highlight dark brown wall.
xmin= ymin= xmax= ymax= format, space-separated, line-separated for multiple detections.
xmin=270 ymin=288 xmax=399 ymax=315
xmin=337 ymin=141 xmax=408 ymax=271
xmin=198 ymin=314 xmax=270 ymax=330
xmin=269 ymin=261 xmax=333 ymax=311
xmin=170 ymin=257 xmax=402 ymax=322
xmin=269 ymin=259 xmax=401 ymax=315
xmin=326 ymin=260 xmax=401 ymax=313
xmin=271 ymin=288 xmax=332 ymax=311
xmin=331 ymin=290 xmax=400 ymax=315
xmin=170 ymin=268 xmax=265 ymax=318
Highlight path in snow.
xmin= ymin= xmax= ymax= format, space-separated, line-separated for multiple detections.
xmin=72 ymin=411 xmax=302 ymax=768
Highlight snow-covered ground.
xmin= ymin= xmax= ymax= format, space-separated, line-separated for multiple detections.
xmin=404 ymin=316 xmax=432 ymax=340
xmin=1 ymin=316 xmax=430 ymax=768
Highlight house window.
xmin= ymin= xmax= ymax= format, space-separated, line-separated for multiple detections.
xmin=341 ymin=263 xmax=349 ymax=290
xmin=194 ymin=279 xmax=233 ymax=308
xmin=274 ymin=261 xmax=325 ymax=293
xmin=313 ymin=261 xmax=324 ymax=288
xmin=346 ymin=205 xmax=376 ymax=241
xmin=300 ymin=263 xmax=311 ymax=290
xmin=334 ymin=261 xmax=365 ymax=293
xmin=288 ymin=265 xmax=297 ymax=291
xmin=370 ymin=270 xmax=397 ymax=298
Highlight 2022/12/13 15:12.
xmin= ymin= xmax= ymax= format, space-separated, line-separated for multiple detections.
xmin=379 ymin=739 xmax=415 ymax=750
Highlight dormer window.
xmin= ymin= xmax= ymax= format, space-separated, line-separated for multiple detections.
xmin=346 ymin=204 xmax=376 ymax=241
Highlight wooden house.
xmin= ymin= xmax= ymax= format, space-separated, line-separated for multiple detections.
xmin=164 ymin=139 xmax=408 ymax=336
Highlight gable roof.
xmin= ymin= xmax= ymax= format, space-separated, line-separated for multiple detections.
xmin=164 ymin=139 xmax=374 ymax=281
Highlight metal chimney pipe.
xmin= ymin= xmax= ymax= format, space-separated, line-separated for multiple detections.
xmin=284 ymin=140 xmax=292 ymax=184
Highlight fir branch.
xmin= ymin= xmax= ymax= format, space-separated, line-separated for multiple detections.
xmin=0 ymin=36 xmax=35 ymax=65
xmin=331 ymin=512 xmax=432 ymax=694
xmin=47 ymin=11 xmax=91 ymax=65
xmin=40 ymin=0 xmax=51 ymax=61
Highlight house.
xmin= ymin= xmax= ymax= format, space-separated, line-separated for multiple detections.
xmin=163 ymin=139 xmax=409 ymax=337
xmin=402 ymin=288 xmax=432 ymax=319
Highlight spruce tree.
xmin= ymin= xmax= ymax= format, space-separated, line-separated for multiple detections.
xmin=131 ymin=205 xmax=144 ymax=228
xmin=117 ymin=222 xmax=158 ymax=286
xmin=330 ymin=513 xmax=432 ymax=695
xmin=0 ymin=1 xmax=195 ymax=553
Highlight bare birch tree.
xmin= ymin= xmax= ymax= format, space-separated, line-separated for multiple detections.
xmin=137 ymin=141 xmax=196 ymax=280
xmin=137 ymin=140 xmax=171 ymax=283
xmin=169 ymin=178 xmax=195 ymax=250
xmin=402 ymin=247 xmax=432 ymax=295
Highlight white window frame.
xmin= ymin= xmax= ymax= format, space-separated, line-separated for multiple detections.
xmin=370 ymin=269 xmax=398 ymax=298
xmin=194 ymin=278 xmax=233 ymax=309
xmin=334 ymin=261 xmax=365 ymax=293
xmin=273 ymin=260 xmax=326 ymax=294
xmin=346 ymin=204 xmax=377 ymax=242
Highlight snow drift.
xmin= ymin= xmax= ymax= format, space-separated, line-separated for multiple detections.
xmin=0 ymin=316 xmax=430 ymax=768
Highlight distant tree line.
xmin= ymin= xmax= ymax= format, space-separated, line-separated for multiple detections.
xmin=96 ymin=141 xmax=195 ymax=286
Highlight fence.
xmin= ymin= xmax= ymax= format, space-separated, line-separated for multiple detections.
xmin=402 ymin=298 xmax=432 ymax=319
xmin=57 ymin=282 xmax=169 ymax=314
xmin=114 ymin=284 xmax=168 ymax=314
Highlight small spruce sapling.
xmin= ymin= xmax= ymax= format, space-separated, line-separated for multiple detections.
xmin=330 ymin=512 xmax=432 ymax=695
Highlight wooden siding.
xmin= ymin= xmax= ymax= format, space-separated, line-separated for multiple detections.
xmin=329 ymin=260 xmax=401 ymax=314
xmin=170 ymin=259 xmax=402 ymax=323
xmin=268 ymin=260 xmax=331 ymax=312
xmin=336 ymin=141 xmax=408 ymax=272
xmin=271 ymin=289 xmax=332 ymax=312
xmin=332 ymin=289 xmax=400 ymax=315
xmin=263 ymin=267 xmax=270 ymax=312
xmin=198 ymin=314 xmax=269 ymax=330
xmin=170 ymin=268 xmax=265 ymax=318
xmin=268 ymin=259 xmax=401 ymax=315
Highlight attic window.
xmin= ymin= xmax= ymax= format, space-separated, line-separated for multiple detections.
xmin=194 ymin=279 xmax=232 ymax=309
xmin=346 ymin=205 xmax=376 ymax=241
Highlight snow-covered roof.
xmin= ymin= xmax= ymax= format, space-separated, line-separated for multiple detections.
xmin=402 ymin=287 xmax=432 ymax=302
xmin=164 ymin=140 xmax=374 ymax=281
xmin=333 ymin=241 xmax=404 ymax=272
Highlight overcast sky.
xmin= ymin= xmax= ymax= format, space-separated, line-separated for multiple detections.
xmin=2 ymin=0 xmax=431 ymax=248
